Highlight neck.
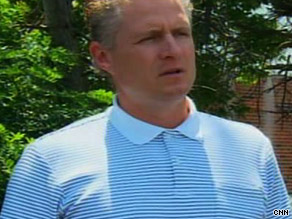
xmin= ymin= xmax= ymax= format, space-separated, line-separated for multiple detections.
xmin=117 ymin=94 xmax=189 ymax=129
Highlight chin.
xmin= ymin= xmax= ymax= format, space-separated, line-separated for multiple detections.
xmin=160 ymin=86 xmax=191 ymax=100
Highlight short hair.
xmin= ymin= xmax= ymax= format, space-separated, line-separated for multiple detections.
xmin=85 ymin=0 xmax=193 ymax=50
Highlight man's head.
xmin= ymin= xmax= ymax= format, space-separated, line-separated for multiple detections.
xmin=88 ymin=0 xmax=196 ymax=104
xmin=86 ymin=0 xmax=193 ymax=49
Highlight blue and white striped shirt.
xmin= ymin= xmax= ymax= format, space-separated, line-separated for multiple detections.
xmin=1 ymin=97 xmax=291 ymax=218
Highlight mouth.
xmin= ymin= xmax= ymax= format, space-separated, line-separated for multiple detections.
xmin=159 ymin=68 xmax=184 ymax=77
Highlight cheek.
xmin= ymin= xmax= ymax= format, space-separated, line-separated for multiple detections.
xmin=182 ymin=39 xmax=195 ymax=52
xmin=123 ymin=48 xmax=154 ymax=66
xmin=184 ymin=43 xmax=195 ymax=56
xmin=184 ymin=49 xmax=195 ymax=68
xmin=134 ymin=48 xmax=156 ymax=63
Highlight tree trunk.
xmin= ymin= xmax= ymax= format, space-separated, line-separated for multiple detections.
xmin=42 ymin=0 xmax=88 ymax=91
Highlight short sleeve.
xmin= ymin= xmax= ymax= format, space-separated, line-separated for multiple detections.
xmin=263 ymin=139 xmax=292 ymax=218
xmin=0 ymin=144 xmax=63 ymax=219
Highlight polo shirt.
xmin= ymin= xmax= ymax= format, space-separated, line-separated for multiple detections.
xmin=1 ymin=97 xmax=291 ymax=219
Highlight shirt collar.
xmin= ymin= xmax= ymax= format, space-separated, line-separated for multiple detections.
xmin=109 ymin=96 xmax=202 ymax=145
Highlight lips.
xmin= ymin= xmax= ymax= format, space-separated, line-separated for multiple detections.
xmin=159 ymin=68 xmax=184 ymax=77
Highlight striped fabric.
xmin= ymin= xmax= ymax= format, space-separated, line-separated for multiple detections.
xmin=1 ymin=97 xmax=291 ymax=219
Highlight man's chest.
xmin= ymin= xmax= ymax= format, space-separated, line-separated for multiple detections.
xmin=59 ymin=135 xmax=266 ymax=218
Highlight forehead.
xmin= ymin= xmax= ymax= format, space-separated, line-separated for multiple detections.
xmin=120 ymin=0 xmax=189 ymax=31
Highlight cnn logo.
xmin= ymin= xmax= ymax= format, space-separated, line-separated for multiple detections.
xmin=273 ymin=209 xmax=290 ymax=216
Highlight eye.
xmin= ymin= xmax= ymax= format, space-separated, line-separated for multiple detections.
xmin=139 ymin=35 xmax=158 ymax=43
xmin=142 ymin=36 xmax=155 ymax=41
xmin=175 ymin=31 xmax=190 ymax=37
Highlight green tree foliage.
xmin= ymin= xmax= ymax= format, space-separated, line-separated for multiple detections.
xmin=190 ymin=0 xmax=291 ymax=116
xmin=0 ymin=0 xmax=112 ymax=137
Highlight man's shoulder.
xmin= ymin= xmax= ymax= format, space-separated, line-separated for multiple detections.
xmin=197 ymin=111 xmax=268 ymax=143
xmin=33 ymin=107 xmax=112 ymax=149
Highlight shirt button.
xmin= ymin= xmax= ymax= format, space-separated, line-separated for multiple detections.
xmin=163 ymin=132 xmax=171 ymax=139
xmin=166 ymin=130 xmax=179 ymax=135
xmin=173 ymin=157 xmax=180 ymax=165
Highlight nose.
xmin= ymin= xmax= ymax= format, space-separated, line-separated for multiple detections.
xmin=158 ymin=34 xmax=182 ymax=59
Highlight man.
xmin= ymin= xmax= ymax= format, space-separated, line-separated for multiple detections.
xmin=1 ymin=0 xmax=291 ymax=218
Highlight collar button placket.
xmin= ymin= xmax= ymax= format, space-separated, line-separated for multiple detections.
xmin=163 ymin=130 xmax=182 ymax=197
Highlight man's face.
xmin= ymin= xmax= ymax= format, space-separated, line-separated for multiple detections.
xmin=101 ymin=0 xmax=196 ymax=102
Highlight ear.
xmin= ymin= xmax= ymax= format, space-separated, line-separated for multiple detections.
xmin=89 ymin=41 xmax=114 ymax=75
